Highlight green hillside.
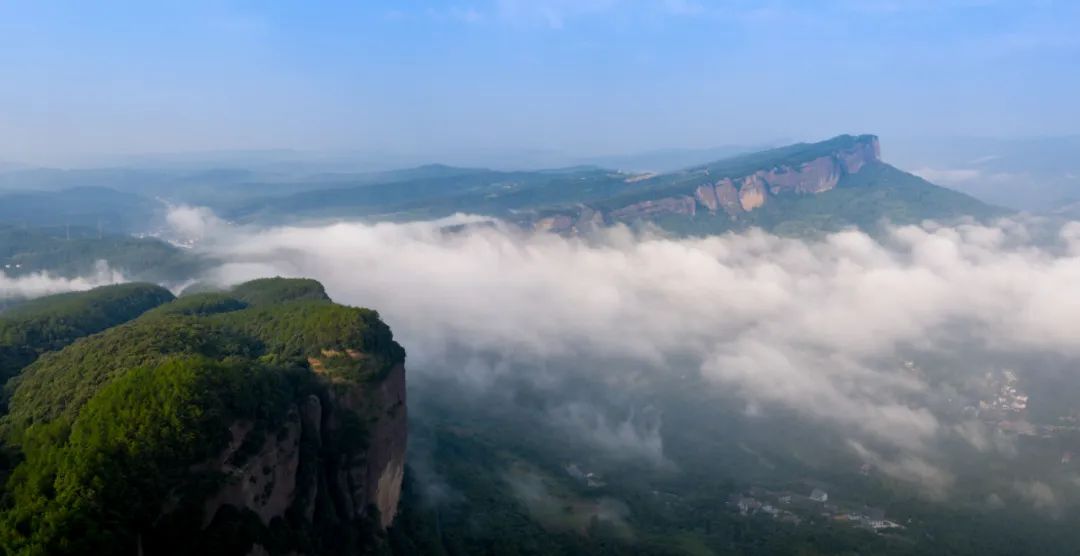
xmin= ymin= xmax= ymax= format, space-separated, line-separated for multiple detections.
xmin=0 ymin=283 xmax=174 ymax=384
xmin=0 ymin=278 xmax=405 ymax=556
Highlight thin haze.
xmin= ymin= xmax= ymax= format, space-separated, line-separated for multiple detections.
xmin=2 ymin=0 xmax=1078 ymax=165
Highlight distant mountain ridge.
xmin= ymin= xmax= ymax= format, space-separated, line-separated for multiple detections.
xmin=534 ymin=134 xmax=885 ymax=233
xmin=0 ymin=135 xmax=1005 ymax=237
xmin=223 ymin=133 xmax=1002 ymax=236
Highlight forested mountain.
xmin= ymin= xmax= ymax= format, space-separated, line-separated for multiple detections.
xmin=0 ymin=135 xmax=1004 ymax=238
xmin=0 ymin=279 xmax=407 ymax=555
xmin=0 ymin=283 xmax=174 ymax=384
xmin=226 ymin=135 xmax=1003 ymax=235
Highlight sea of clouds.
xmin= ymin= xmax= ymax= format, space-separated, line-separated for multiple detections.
xmin=163 ymin=209 xmax=1080 ymax=493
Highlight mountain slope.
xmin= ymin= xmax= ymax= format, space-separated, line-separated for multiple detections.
xmin=530 ymin=134 xmax=1005 ymax=235
xmin=0 ymin=283 xmax=174 ymax=384
xmin=0 ymin=278 xmax=407 ymax=556
xmin=228 ymin=135 xmax=1003 ymax=234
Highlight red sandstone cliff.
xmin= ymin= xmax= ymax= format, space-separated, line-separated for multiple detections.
xmin=536 ymin=135 xmax=882 ymax=232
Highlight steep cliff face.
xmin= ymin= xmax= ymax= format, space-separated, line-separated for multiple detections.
xmin=610 ymin=195 xmax=697 ymax=220
xmin=202 ymin=362 xmax=407 ymax=536
xmin=536 ymin=134 xmax=883 ymax=233
xmin=319 ymin=362 xmax=407 ymax=530
xmin=652 ymin=136 xmax=880 ymax=218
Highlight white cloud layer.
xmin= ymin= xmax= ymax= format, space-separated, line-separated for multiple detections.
xmin=180 ymin=210 xmax=1080 ymax=489
xmin=0 ymin=261 xmax=126 ymax=302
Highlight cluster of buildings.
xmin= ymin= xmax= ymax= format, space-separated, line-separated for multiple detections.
xmin=728 ymin=493 xmax=801 ymax=525
xmin=728 ymin=487 xmax=904 ymax=533
xmin=979 ymin=370 xmax=1029 ymax=415
xmin=965 ymin=369 xmax=1078 ymax=441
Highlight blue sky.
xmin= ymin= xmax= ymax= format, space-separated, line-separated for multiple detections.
xmin=1 ymin=0 xmax=1078 ymax=165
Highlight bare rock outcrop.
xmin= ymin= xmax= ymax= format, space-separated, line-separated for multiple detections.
xmin=764 ymin=155 xmax=841 ymax=195
xmin=738 ymin=175 xmax=767 ymax=211
xmin=606 ymin=135 xmax=881 ymax=220
xmin=695 ymin=184 xmax=719 ymax=212
xmin=523 ymin=135 xmax=883 ymax=229
xmin=610 ymin=195 xmax=696 ymax=220
xmin=201 ymin=408 xmax=303 ymax=527
xmin=196 ymin=359 xmax=408 ymax=541
xmin=714 ymin=178 xmax=742 ymax=215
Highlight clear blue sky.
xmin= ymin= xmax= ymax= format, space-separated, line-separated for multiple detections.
xmin=2 ymin=0 xmax=1078 ymax=164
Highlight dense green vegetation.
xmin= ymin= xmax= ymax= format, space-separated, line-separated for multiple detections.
xmin=141 ymin=292 xmax=247 ymax=318
xmin=0 ymin=278 xmax=406 ymax=555
xmin=1 ymin=356 xmax=295 ymax=555
xmin=230 ymin=277 xmax=330 ymax=306
xmin=0 ymin=283 xmax=174 ymax=384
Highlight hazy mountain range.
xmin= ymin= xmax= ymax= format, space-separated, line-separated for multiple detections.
xmin=0 ymin=134 xmax=1006 ymax=238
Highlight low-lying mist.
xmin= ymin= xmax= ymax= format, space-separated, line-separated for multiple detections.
xmin=174 ymin=209 xmax=1080 ymax=498
xmin=0 ymin=261 xmax=126 ymax=303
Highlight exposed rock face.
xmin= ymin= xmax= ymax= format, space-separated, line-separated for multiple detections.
xmin=367 ymin=363 xmax=407 ymax=527
xmin=201 ymin=411 xmax=303 ymax=527
xmin=738 ymin=175 xmax=767 ymax=211
xmin=838 ymin=135 xmax=880 ymax=174
xmin=197 ymin=360 xmax=408 ymax=540
xmin=610 ymin=195 xmax=696 ymax=220
xmin=695 ymin=184 xmax=719 ymax=212
xmin=534 ymin=208 xmax=604 ymax=234
xmin=548 ymin=135 xmax=882 ymax=225
xmin=714 ymin=178 xmax=742 ymax=215
xmin=322 ymin=363 xmax=407 ymax=529
xmin=764 ymin=155 xmax=841 ymax=195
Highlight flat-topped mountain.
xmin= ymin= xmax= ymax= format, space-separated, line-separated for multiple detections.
xmin=229 ymin=134 xmax=1003 ymax=235
xmin=0 ymin=135 xmax=1002 ymax=237
xmin=533 ymin=134 xmax=885 ymax=233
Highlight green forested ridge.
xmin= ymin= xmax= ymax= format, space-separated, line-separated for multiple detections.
xmin=141 ymin=291 xmax=248 ymax=318
xmin=0 ymin=283 xmax=174 ymax=384
xmin=229 ymin=277 xmax=330 ymax=306
xmin=0 ymin=277 xmax=406 ymax=555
